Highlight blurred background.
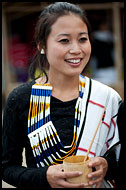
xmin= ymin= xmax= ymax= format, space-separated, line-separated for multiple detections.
xmin=2 ymin=2 xmax=124 ymax=188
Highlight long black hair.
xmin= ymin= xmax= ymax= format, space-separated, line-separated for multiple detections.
xmin=28 ymin=2 xmax=91 ymax=82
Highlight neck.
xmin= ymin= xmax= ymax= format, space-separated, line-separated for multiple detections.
xmin=48 ymin=71 xmax=80 ymax=101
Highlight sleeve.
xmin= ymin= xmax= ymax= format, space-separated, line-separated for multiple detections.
xmin=102 ymin=146 xmax=119 ymax=181
xmin=116 ymin=101 xmax=125 ymax=188
xmin=2 ymin=88 xmax=50 ymax=189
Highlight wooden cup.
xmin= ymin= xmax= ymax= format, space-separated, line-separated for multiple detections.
xmin=63 ymin=155 xmax=92 ymax=188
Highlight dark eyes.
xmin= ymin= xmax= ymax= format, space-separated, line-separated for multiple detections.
xmin=59 ymin=39 xmax=69 ymax=43
xmin=59 ymin=37 xmax=88 ymax=44
xmin=79 ymin=37 xmax=88 ymax=42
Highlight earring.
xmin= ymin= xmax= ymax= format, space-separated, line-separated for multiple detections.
xmin=41 ymin=49 xmax=45 ymax=54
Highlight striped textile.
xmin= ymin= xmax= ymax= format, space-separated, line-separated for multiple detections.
xmin=75 ymin=77 xmax=122 ymax=188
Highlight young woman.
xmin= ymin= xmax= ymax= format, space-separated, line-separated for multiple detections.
xmin=2 ymin=2 xmax=122 ymax=188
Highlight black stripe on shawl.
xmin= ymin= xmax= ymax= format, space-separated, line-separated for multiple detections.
xmin=103 ymin=141 xmax=121 ymax=157
xmin=113 ymin=100 xmax=123 ymax=118
xmin=74 ymin=78 xmax=92 ymax=155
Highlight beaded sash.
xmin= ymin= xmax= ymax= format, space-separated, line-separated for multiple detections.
xmin=28 ymin=74 xmax=85 ymax=167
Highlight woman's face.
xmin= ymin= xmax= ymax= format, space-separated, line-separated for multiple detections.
xmin=45 ymin=13 xmax=91 ymax=77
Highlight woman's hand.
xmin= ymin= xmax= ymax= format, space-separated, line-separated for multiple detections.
xmin=88 ymin=157 xmax=108 ymax=188
xmin=46 ymin=164 xmax=87 ymax=188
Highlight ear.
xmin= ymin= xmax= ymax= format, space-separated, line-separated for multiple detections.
xmin=37 ymin=43 xmax=41 ymax=52
xmin=37 ymin=43 xmax=45 ymax=54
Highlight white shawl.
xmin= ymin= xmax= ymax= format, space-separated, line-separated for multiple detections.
xmin=76 ymin=77 xmax=122 ymax=188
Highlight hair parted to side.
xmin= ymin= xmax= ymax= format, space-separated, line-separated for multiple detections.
xmin=28 ymin=2 xmax=91 ymax=82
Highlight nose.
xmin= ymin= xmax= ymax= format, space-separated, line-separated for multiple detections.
xmin=69 ymin=42 xmax=81 ymax=54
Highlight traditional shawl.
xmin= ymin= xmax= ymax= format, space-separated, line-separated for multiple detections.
xmin=75 ymin=77 xmax=122 ymax=188
xmin=28 ymin=75 xmax=122 ymax=188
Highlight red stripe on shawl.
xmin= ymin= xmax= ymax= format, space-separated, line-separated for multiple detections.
xmin=104 ymin=118 xmax=115 ymax=130
xmin=89 ymin=100 xmax=105 ymax=108
xmin=111 ymin=118 xmax=116 ymax=128
xmin=106 ymin=135 xmax=114 ymax=149
xmin=106 ymin=136 xmax=114 ymax=147
xmin=77 ymin=147 xmax=96 ymax=156
xmin=106 ymin=141 xmax=109 ymax=148
xmin=102 ymin=121 xmax=110 ymax=128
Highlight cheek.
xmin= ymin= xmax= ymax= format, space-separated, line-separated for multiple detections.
xmin=83 ymin=43 xmax=91 ymax=56
xmin=53 ymin=46 xmax=63 ymax=57
xmin=81 ymin=43 xmax=91 ymax=66
xmin=47 ymin=44 xmax=65 ymax=61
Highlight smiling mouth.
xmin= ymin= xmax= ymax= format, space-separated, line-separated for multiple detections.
xmin=65 ymin=58 xmax=82 ymax=64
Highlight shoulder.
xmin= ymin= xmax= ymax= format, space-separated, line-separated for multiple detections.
xmin=12 ymin=80 xmax=34 ymax=96
xmin=4 ymin=80 xmax=35 ymax=111
xmin=85 ymin=77 xmax=122 ymax=108
xmin=90 ymin=77 xmax=121 ymax=99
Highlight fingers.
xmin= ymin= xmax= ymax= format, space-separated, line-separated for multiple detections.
xmin=88 ymin=175 xmax=102 ymax=186
xmin=88 ymin=167 xmax=103 ymax=179
xmin=61 ymin=171 xmax=83 ymax=179
xmin=47 ymin=164 xmax=89 ymax=188
xmin=60 ymin=171 xmax=89 ymax=188
xmin=88 ymin=170 xmax=102 ymax=187
xmin=87 ymin=157 xmax=108 ymax=188
xmin=51 ymin=171 xmax=88 ymax=188
xmin=47 ymin=162 xmax=106 ymax=188
xmin=60 ymin=180 xmax=88 ymax=188
xmin=88 ymin=157 xmax=101 ymax=168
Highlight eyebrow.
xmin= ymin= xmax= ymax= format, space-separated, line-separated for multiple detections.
xmin=57 ymin=32 xmax=88 ymax=37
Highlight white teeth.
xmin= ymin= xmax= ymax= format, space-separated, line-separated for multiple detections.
xmin=66 ymin=59 xmax=81 ymax=63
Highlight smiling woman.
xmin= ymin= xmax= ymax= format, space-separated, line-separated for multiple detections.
xmin=45 ymin=13 xmax=91 ymax=84
xmin=2 ymin=2 xmax=122 ymax=189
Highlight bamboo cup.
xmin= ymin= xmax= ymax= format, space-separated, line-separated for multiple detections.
xmin=63 ymin=155 xmax=92 ymax=188
xmin=63 ymin=107 xmax=105 ymax=188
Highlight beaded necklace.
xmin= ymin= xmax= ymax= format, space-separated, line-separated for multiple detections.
xmin=28 ymin=74 xmax=85 ymax=167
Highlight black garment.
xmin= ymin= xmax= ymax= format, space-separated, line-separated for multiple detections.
xmin=2 ymin=80 xmax=77 ymax=189
xmin=117 ymin=101 xmax=125 ymax=188
xmin=2 ymin=80 xmax=118 ymax=188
